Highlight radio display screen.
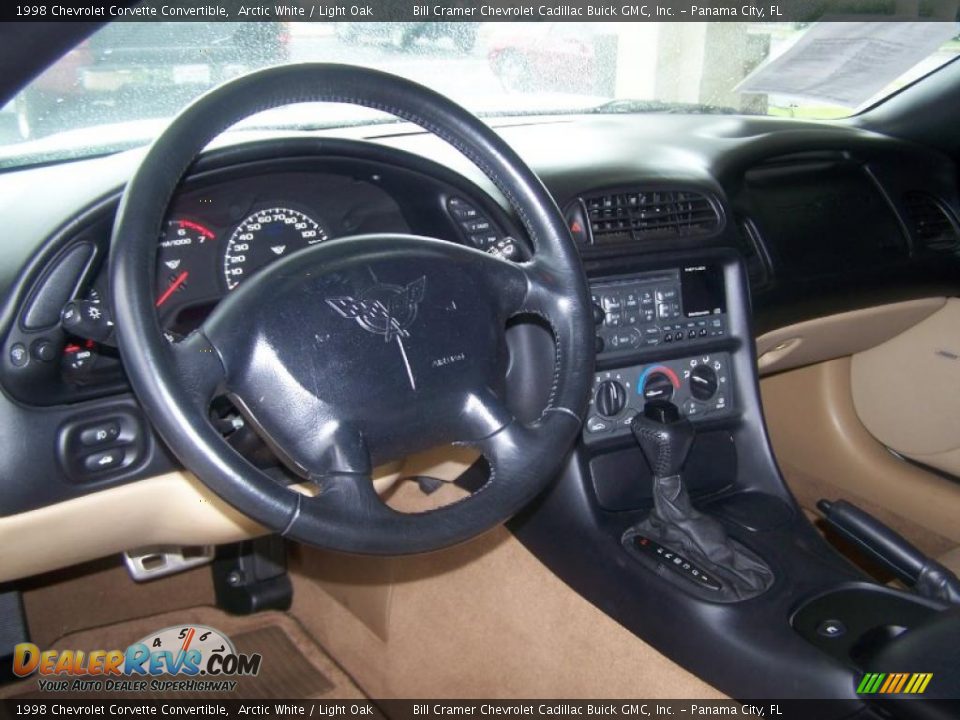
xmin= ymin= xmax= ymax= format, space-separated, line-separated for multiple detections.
xmin=681 ymin=265 xmax=726 ymax=318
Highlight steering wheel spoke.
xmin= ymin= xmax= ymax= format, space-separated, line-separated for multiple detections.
xmin=306 ymin=470 xmax=384 ymax=516
xmin=478 ymin=252 xmax=530 ymax=319
xmin=168 ymin=330 xmax=226 ymax=411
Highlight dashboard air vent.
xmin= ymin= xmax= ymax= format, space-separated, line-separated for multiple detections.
xmin=584 ymin=190 xmax=721 ymax=244
xmin=902 ymin=192 xmax=959 ymax=250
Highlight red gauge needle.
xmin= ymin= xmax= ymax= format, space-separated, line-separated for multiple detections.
xmin=155 ymin=270 xmax=189 ymax=307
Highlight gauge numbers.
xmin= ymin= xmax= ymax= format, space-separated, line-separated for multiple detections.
xmin=223 ymin=207 xmax=327 ymax=290
xmin=135 ymin=624 xmax=235 ymax=657
xmin=156 ymin=218 xmax=216 ymax=308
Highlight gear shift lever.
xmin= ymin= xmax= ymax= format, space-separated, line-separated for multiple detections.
xmin=627 ymin=400 xmax=773 ymax=600
xmin=631 ymin=400 xmax=695 ymax=479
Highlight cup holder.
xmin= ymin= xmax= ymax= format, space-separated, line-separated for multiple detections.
xmin=791 ymin=583 xmax=945 ymax=666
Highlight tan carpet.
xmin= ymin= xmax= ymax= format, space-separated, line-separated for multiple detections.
xmin=2 ymin=606 xmax=365 ymax=701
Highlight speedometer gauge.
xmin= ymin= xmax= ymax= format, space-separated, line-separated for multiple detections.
xmin=223 ymin=207 xmax=327 ymax=290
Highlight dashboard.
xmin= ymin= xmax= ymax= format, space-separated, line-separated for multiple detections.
xmin=1 ymin=113 xmax=959 ymax=521
xmin=1 ymin=146 xmax=526 ymax=408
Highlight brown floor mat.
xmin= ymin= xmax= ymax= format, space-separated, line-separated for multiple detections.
xmin=2 ymin=606 xmax=366 ymax=700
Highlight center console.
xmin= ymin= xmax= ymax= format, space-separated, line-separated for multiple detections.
xmin=510 ymin=247 xmax=955 ymax=709
xmin=586 ymin=264 xmax=734 ymax=443
xmin=581 ymin=259 xmax=741 ymax=513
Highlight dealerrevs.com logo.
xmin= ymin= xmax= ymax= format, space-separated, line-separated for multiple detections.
xmin=12 ymin=625 xmax=261 ymax=693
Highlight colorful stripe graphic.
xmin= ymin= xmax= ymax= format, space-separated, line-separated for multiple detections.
xmin=857 ymin=672 xmax=933 ymax=694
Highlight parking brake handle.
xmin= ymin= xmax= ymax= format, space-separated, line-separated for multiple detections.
xmin=818 ymin=499 xmax=960 ymax=605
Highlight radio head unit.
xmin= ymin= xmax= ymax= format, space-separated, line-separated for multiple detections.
xmin=591 ymin=266 xmax=726 ymax=355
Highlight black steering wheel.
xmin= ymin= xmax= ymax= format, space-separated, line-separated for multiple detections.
xmin=110 ymin=64 xmax=594 ymax=554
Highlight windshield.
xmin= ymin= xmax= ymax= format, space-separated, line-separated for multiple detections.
xmin=1 ymin=20 xmax=958 ymax=167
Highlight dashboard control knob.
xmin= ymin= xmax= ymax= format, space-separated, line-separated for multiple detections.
xmin=689 ymin=365 xmax=719 ymax=401
xmin=61 ymin=299 xmax=115 ymax=345
xmin=30 ymin=338 xmax=57 ymax=363
xmin=595 ymin=380 xmax=627 ymax=417
xmin=9 ymin=343 xmax=28 ymax=368
xmin=642 ymin=372 xmax=675 ymax=402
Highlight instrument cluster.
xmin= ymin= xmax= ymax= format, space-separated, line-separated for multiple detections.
xmin=155 ymin=208 xmax=328 ymax=324
xmin=144 ymin=165 xmax=523 ymax=338
xmin=151 ymin=169 xmax=414 ymax=336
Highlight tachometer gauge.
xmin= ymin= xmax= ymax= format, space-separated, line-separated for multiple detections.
xmin=156 ymin=219 xmax=217 ymax=309
xmin=223 ymin=207 xmax=327 ymax=290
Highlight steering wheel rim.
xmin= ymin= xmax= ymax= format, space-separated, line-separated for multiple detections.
xmin=110 ymin=63 xmax=594 ymax=554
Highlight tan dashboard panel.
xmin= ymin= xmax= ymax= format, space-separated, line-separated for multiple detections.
xmin=756 ymin=298 xmax=945 ymax=375
xmin=0 ymin=472 xmax=266 ymax=584
xmin=761 ymin=357 xmax=960 ymax=546
xmin=851 ymin=298 xmax=960 ymax=475
xmin=0 ymin=447 xmax=481 ymax=584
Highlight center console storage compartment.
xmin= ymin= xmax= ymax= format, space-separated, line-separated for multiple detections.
xmin=589 ymin=431 xmax=736 ymax=511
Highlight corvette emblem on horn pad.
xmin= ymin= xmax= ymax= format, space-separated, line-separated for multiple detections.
xmin=326 ymin=275 xmax=426 ymax=390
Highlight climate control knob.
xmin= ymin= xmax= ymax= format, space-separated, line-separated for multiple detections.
xmin=689 ymin=364 xmax=719 ymax=401
xmin=642 ymin=372 xmax=675 ymax=402
xmin=595 ymin=380 xmax=628 ymax=417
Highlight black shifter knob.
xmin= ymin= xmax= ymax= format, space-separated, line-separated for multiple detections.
xmin=631 ymin=400 xmax=695 ymax=479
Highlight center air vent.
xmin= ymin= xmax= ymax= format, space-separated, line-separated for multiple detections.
xmin=583 ymin=190 xmax=721 ymax=245
xmin=902 ymin=192 xmax=959 ymax=250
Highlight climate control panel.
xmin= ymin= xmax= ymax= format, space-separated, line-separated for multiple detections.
xmin=583 ymin=353 xmax=735 ymax=443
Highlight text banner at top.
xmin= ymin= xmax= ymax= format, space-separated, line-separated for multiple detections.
xmin=8 ymin=0 xmax=960 ymax=23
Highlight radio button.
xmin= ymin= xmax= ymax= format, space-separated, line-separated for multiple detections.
xmin=592 ymin=304 xmax=605 ymax=325
xmin=602 ymin=295 xmax=622 ymax=311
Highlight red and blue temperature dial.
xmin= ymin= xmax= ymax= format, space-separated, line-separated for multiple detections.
xmin=638 ymin=365 xmax=681 ymax=402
